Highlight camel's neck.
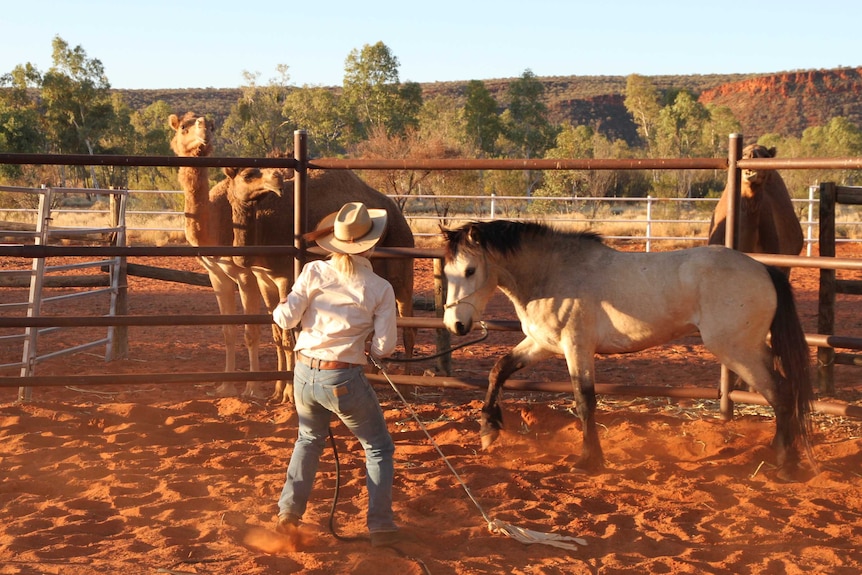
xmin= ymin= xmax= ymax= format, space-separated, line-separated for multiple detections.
xmin=740 ymin=180 xmax=764 ymax=212
xmin=230 ymin=198 xmax=255 ymax=245
xmin=178 ymin=166 xmax=213 ymax=246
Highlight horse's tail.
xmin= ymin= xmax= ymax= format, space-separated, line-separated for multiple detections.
xmin=767 ymin=266 xmax=814 ymax=446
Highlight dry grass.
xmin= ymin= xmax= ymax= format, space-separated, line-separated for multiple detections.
xmin=408 ymin=213 xmax=712 ymax=251
xmin=4 ymin=201 xmax=862 ymax=249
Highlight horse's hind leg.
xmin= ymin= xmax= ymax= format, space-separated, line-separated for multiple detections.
xmin=712 ymin=343 xmax=801 ymax=475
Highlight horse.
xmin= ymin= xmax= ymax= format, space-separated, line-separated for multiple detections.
xmin=441 ymin=220 xmax=814 ymax=480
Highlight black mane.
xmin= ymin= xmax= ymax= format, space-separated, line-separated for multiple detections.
xmin=443 ymin=220 xmax=602 ymax=261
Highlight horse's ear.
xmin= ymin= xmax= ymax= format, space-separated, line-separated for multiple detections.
xmin=767 ymin=146 xmax=777 ymax=158
xmin=223 ymin=167 xmax=238 ymax=179
xmin=467 ymin=225 xmax=481 ymax=246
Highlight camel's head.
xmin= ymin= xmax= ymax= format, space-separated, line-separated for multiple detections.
xmin=169 ymin=112 xmax=213 ymax=157
xmin=266 ymin=149 xmax=297 ymax=182
xmin=223 ymin=167 xmax=284 ymax=203
xmin=741 ymin=144 xmax=776 ymax=185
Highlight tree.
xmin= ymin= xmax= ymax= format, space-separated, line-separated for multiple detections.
xmin=624 ymin=74 xmax=661 ymax=153
xmin=394 ymin=80 xmax=423 ymax=135
xmin=800 ymin=117 xmax=862 ymax=189
xmin=701 ymin=104 xmax=741 ymax=158
xmin=0 ymin=64 xmax=45 ymax=182
xmin=128 ymin=100 xmax=177 ymax=192
xmin=463 ymin=80 xmax=501 ymax=155
xmin=413 ymin=96 xmax=481 ymax=220
xmin=341 ymin=42 xmax=421 ymax=141
xmin=653 ymin=91 xmax=711 ymax=198
xmin=97 ymin=93 xmax=138 ymax=189
xmin=654 ymin=91 xmax=709 ymax=159
xmin=498 ymin=70 xmax=559 ymax=197
xmin=353 ymin=123 xmax=472 ymax=215
xmin=282 ymin=86 xmax=347 ymax=157
xmin=538 ymin=123 xmax=641 ymax=215
xmin=416 ymin=95 xmax=469 ymax=148
xmin=220 ymin=67 xmax=293 ymax=157
xmin=501 ymin=69 xmax=558 ymax=159
xmin=40 ymin=36 xmax=117 ymax=188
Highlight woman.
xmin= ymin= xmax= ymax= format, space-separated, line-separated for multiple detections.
xmin=272 ymin=202 xmax=400 ymax=548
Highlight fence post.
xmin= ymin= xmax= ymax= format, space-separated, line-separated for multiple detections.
xmin=645 ymin=195 xmax=653 ymax=253
xmin=294 ymin=130 xmax=308 ymax=278
xmin=817 ymin=182 xmax=836 ymax=394
xmin=110 ymin=192 xmax=128 ymax=360
xmin=490 ymin=192 xmax=496 ymax=220
xmin=806 ymin=185 xmax=817 ymax=257
xmin=433 ymin=258 xmax=452 ymax=376
xmin=720 ymin=133 xmax=744 ymax=421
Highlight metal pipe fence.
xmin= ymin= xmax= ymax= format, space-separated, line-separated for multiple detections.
xmin=6 ymin=188 xmax=861 ymax=254
xmin=1 ymin=142 xmax=862 ymax=420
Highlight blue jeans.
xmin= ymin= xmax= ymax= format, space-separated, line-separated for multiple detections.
xmin=278 ymin=362 xmax=397 ymax=533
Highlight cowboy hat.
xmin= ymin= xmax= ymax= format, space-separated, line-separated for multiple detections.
xmin=311 ymin=202 xmax=388 ymax=254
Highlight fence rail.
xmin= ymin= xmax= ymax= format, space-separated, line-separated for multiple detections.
xmin=5 ymin=188 xmax=862 ymax=254
xmin=1 ymin=140 xmax=862 ymax=420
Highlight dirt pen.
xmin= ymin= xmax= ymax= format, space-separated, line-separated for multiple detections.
xmin=1 ymin=138 xmax=862 ymax=574
xmin=2 ymin=133 xmax=862 ymax=415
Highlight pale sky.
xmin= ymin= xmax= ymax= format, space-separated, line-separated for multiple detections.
xmin=2 ymin=0 xmax=859 ymax=89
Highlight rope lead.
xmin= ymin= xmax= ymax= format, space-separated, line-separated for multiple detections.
xmin=367 ymin=350 xmax=588 ymax=552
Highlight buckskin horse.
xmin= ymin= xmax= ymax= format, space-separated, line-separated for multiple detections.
xmin=441 ymin=220 xmax=813 ymax=480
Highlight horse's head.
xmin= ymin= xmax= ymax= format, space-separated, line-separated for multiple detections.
xmin=741 ymin=144 xmax=777 ymax=185
xmin=441 ymin=223 xmax=499 ymax=336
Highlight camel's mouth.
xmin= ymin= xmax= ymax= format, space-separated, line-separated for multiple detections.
xmin=187 ymin=139 xmax=212 ymax=157
xmin=742 ymin=169 xmax=762 ymax=182
xmin=264 ymin=184 xmax=282 ymax=197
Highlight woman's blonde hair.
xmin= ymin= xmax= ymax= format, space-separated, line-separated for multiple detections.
xmin=330 ymin=252 xmax=356 ymax=276
xmin=329 ymin=248 xmax=373 ymax=277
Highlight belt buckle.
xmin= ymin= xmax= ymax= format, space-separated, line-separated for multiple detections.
xmin=305 ymin=354 xmax=319 ymax=369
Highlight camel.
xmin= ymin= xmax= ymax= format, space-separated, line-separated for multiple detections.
xmin=708 ymin=144 xmax=804 ymax=392
xmin=218 ymin=163 xmax=416 ymax=403
xmin=168 ymin=112 xmax=265 ymax=397
xmin=708 ymin=144 xmax=804 ymax=276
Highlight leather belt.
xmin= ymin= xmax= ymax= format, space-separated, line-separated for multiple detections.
xmin=297 ymin=352 xmax=357 ymax=370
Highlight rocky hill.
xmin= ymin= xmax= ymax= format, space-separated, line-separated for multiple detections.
xmin=119 ymin=67 xmax=862 ymax=148
xmin=698 ymin=67 xmax=862 ymax=139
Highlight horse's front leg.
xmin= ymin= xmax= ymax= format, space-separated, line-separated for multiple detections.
xmin=565 ymin=347 xmax=604 ymax=473
xmin=481 ymin=338 xmax=550 ymax=449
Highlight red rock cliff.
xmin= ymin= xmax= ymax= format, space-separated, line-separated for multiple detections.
xmin=698 ymin=67 xmax=862 ymax=138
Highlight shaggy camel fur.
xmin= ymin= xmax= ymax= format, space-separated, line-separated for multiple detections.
xmin=218 ymin=164 xmax=416 ymax=404
xmin=708 ymin=144 xmax=804 ymax=276
xmin=168 ymin=113 xmax=265 ymax=398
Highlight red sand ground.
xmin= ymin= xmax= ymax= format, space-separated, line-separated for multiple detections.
xmin=0 ymin=243 xmax=861 ymax=575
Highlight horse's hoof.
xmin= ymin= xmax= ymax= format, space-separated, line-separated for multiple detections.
xmin=774 ymin=464 xmax=804 ymax=483
xmin=571 ymin=456 xmax=604 ymax=475
xmin=480 ymin=430 xmax=499 ymax=450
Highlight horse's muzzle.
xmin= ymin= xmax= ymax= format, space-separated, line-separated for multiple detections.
xmin=452 ymin=321 xmax=471 ymax=336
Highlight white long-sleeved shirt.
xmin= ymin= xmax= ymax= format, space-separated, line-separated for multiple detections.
xmin=272 ymin=256 xmax=397 ymax=365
